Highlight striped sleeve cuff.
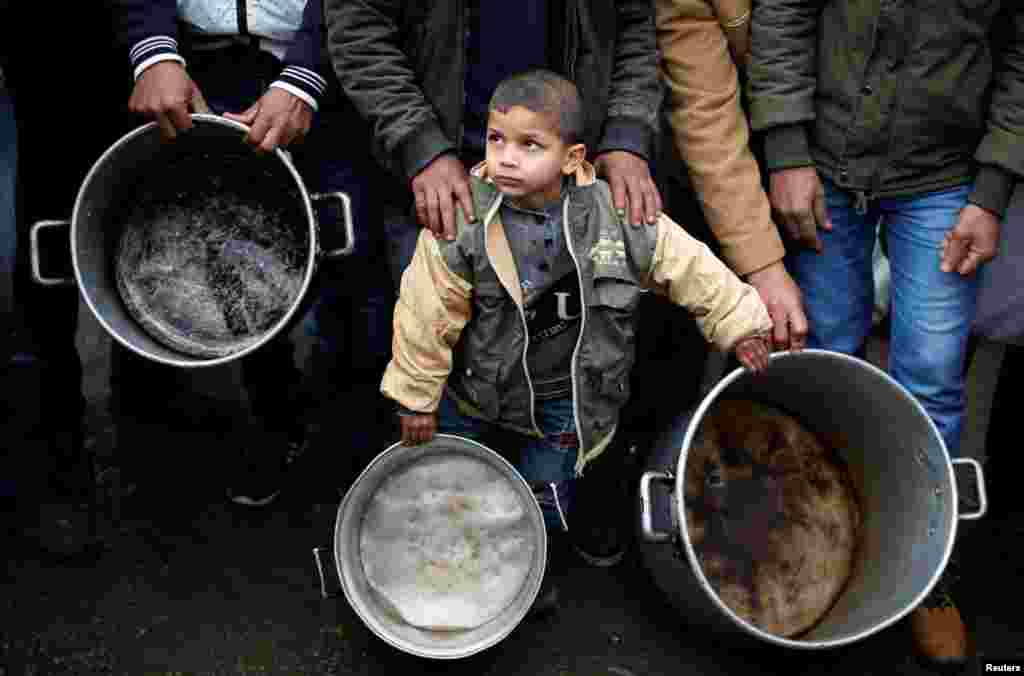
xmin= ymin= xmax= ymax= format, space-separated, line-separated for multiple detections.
xmin=130 ymin=36 xmax=183 ymax=79
xmin=274 ymin=65 xmax=327 ymax=110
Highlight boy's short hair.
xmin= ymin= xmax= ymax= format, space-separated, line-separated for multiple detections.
xmin=489 ymin=70 xmax=584 ymax=145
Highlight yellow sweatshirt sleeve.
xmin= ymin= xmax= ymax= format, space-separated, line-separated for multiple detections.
xmin=644 ymin=213 xmax=773 ymax=351
xmin=380 ymin=229 xmax=473 ymax=412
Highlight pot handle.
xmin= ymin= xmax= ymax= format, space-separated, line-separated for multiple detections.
xmin=311 ymin=191 xmax=356 ymax=260
xmin=312 ymin=546 xmax=342 ymax=599
xmin=952 ymin=457 xmax=987 ymax=521
xmin=30 ymin=220 xmax=75 ymax=287
xmin=639 ymin=470 xmax=676 ymax=544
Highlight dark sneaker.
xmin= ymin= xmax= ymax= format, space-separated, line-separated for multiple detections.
xmin=527 ymin=535 xmax=569 ymax=619
xmin=226 ymin=463 xmax=282 ymax=507
xmin=572 ymin=523 xmax=627 ymax=568
xmin=910 ymin=560 xmax=969 ymax=670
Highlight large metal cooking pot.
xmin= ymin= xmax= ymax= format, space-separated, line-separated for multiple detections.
xmin=29 ymin=113 xmax=353 ymax=367
xmin=312 ymin=434 xmax=547 ymax=659
xmin=638 ymin=349 xmax=986 ymax=649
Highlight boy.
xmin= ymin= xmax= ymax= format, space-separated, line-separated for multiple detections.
xmin=381 ymin=70 xmax=772 ymax=611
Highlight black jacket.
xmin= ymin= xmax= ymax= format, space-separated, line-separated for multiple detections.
xmin=325 ymin=0 xmax=663 ymax=182
xmin=748 ymin=0 xmax=1024 ymax=216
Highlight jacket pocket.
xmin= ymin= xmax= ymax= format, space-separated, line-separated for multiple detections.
xmin=459 ymin=370 xmax=501 ymax=420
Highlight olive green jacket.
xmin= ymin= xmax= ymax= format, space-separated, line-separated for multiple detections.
xmin=748 ymin=0 xmax=1024 ymax=216
xmin=381 ymin=162 xmax=772 ymax=474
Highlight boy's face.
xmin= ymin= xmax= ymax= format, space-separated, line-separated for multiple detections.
xmin=485 ymin=105 xmax=585 ymax=210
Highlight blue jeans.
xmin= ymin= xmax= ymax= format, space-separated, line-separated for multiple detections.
xmin=787 ymin=180 xmax=978 ymax=455
xmin=436 ymin=392 xmax=578 ymax=534
xmin=0 ymin=85 xmax=15 ymax=323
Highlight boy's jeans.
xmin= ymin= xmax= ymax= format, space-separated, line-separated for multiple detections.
xmin=786 ymin=179 xmax=978 ymax=456
xmin=436 ymin=392 xmax=577 ymax=533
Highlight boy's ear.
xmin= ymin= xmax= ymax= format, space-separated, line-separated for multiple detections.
xmin=562 ymin=143 xmax=587 ymax=176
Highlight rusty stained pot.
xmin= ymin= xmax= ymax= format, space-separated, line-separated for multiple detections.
xmin=30 ymin=113 xmax=353 ymax=367
xmin=637 ymin=349 xmax=987 ymax=649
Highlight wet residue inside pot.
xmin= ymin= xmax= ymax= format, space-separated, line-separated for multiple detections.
xmin=358 ymin=455 xmax=537 ymax=633
xmin=684 ymin=399 xmax=861 ymax=638
xmin=113 ymin=152 xmax=307 ymax=358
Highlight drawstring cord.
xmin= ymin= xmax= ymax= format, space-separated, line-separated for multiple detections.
xmin=550 ymin=482 xmax=570 ymax=533
xmin=854 ymin=190 xmax=871 ymax=216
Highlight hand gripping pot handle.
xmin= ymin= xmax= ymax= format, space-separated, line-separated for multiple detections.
xmin=30 ymin=220 xmax=75 ymax=286
xmin=311 ymin=191 xmax=355 ymax=259
xmin=952 ymin=457 xmax=987 ymax=521
xmin=639 ymin=470 xmax=675 ymax=543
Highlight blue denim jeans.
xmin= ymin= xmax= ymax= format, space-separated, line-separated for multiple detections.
xmin=436 ymin=392 xmax=578 ymax=534
xmin=787 ymin=180 xmax=978 ymax=455
xmin=0 ymin=85 xmax=15 ymax=323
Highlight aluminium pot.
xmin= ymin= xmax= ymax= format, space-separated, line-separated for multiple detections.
xmin=637 ymin=349 xmax=987 ymax=649
xmin=29 ymin=113 xmax=354 ymax=367
xmin=312 ymin=434 xmax=548 ymax=660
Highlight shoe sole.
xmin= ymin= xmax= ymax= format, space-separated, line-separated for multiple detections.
xmin=226 ymin=489 xmax=281 ymax=507
xmin=573 ymin=544 xmax=626 ymax=568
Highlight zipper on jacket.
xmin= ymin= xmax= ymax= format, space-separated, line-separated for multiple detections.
xmin=482 ymin=193 xmax=542 ymax=438
xmin=561 ymin=193 xmax=587 ymax=475
xmin=236 ymin=0 xmax=248 ymax=37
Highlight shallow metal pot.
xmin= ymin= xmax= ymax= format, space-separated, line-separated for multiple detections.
xmin=313 ymin=434 xmax=547 ymax=660
xmin=638 ymin=349 xmax=986 ymax=649
xmin=29 ymin=113 xmax=353 ymax=367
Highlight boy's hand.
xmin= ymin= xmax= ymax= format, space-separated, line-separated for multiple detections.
xmin=400 ymin=412 xmax=437 ymax=445
xmin=735 ymin=335 xmax=771 ymax=373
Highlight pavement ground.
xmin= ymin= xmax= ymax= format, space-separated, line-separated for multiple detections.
xmin=1 ymin=300 xmax=1021 ymax=676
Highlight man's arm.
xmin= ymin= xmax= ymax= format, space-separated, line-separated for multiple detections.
xmin=747 ymin=0 xmax=830 ymax=255
xmin=226 ymin=0 xmax=329 ymax=151
xmin=970 ymin=7 xmax=1024 ymax=219
xmin=941 ymin=7 xmax=1024 ymax=276
xmin=656 ymin=0 xmax=806 ymax=349
xmin=594 ymin=0 xmax=665 ymax=226
xmin=325 ymin=0 xmax=454 ymax=182
xmin=110 ymin=0 xmax=183 ymax=79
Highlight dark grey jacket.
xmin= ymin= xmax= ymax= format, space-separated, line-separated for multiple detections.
xmin=748 ymin=0 xmax=1024 ymax=216
xmin=324 ymin=0 xmax=663 ymax=182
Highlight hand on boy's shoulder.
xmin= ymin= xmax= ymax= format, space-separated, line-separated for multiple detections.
xmin=595 ymin=151 xmax=663 ymax=227
xmin=410 ymin=153 xmax=476 ymax=242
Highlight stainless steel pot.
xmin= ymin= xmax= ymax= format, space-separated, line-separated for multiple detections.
xmin=638 ymin=349 xmax=986 ymax=649
xmin=312 ymin=434 xmax=547 ymax=659
xmin=29 ymin=113 xmax=353 ymax=367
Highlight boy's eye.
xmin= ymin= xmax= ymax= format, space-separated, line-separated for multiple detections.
xmin=524 ymin=140 xmax=543 ymax=151
xmin=487 ymin=132 xmax=503 ymax=144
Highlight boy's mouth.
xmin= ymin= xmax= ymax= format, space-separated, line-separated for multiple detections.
xmin=494 ymin=175 xmax=524 ymax=188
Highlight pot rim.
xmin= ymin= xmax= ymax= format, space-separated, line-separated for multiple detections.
xmin=671 ymin=348 xmax=959 ymax=649
xmin=333 ymin=433 xmax=548 ymax=659
xmin=72 ymin=113 xmax=318 ymax=368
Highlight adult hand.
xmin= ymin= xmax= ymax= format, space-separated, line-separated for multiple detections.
xmin=128 ymin=61 xmax=210 ymax=140
xmin=223 ymin=87 xmax=313 ymax=153
xmin=400 ymin=412 xmax=437 ymax=446
xmin=745 ymin=261 xmax=809 ymax=351
xmin=735 ymin=335 xmax=771 ymax=373
xmin=940 ymin=203 xmax=1000 ymax=276
xmin=769 ymin=167 xmax=832 ymax=253
xmin=410 ymin=154 xmax=475 ymax=241
xmin=594 ymin=151 xmax=663 ymax=226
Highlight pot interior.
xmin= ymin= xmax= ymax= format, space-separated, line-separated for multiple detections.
xmin=678 ymin=350 xmax=957 ymax=647
xmin=73 ymin=115 xmax=316 ymax=366
xmin=334 ymin=434 xmax=547 ymax=659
